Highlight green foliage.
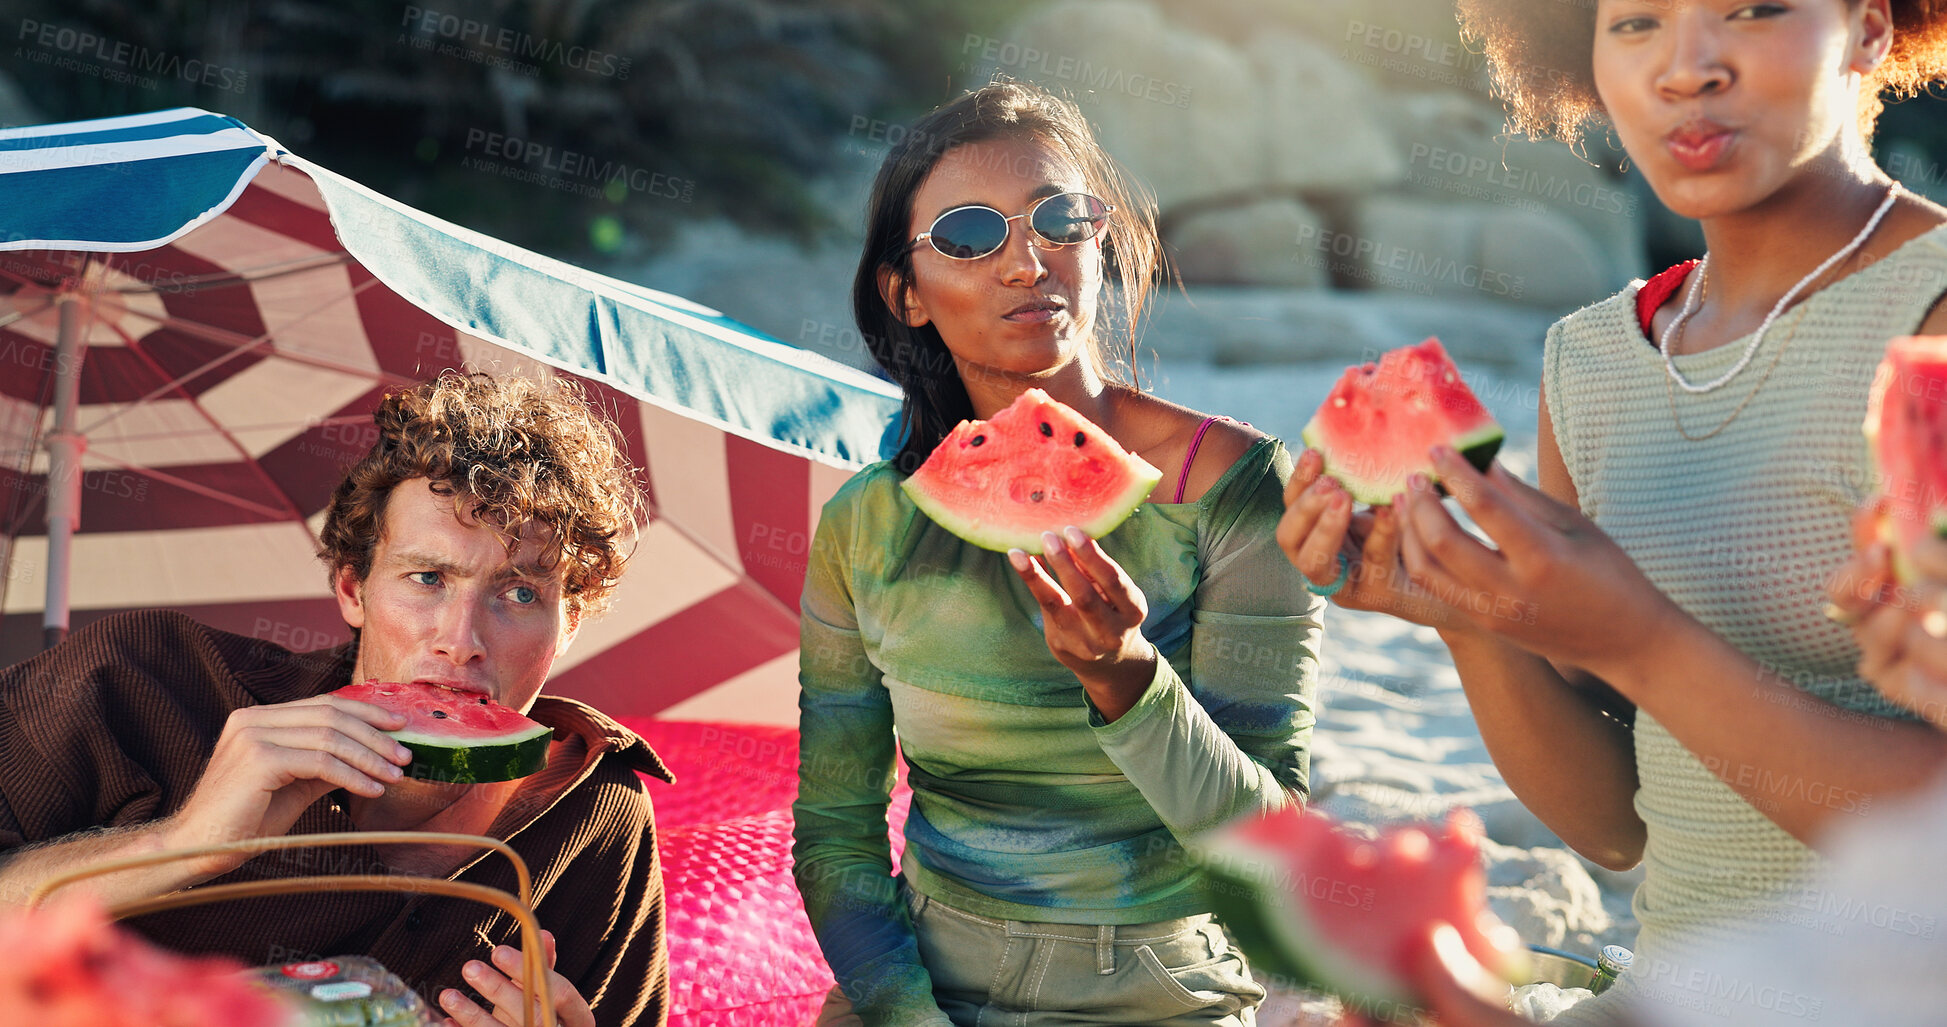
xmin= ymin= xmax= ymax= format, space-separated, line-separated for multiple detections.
xmin=10 ymin=0 xmax=1018 ymax=256
xmin=17 ymin=0 xmax=1940 ymax=260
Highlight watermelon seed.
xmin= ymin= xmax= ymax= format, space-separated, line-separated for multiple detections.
xmin=971 ymin=434 xmax=986 ymax=447
xmin=1073 ymin=431 xmax=1085 ymax=447
xmin=1039 ymin=421 xmax=1053 ymax=437
xmin=1030 ymin=490 xmax=1045 ymax=502
xmin=431 ymin=709 xmax=448 ymax=719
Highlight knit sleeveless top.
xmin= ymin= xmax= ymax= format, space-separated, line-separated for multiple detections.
xmin=1542 ymin=225 xmax=1947 ymax=980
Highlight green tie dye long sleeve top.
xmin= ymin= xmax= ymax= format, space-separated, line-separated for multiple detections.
xmin=792 ymin=436 xmax=1323 ymax=1026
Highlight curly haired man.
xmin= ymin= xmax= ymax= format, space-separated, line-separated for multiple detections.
xmin=0 ymin=372 xmax=670 ymax=1027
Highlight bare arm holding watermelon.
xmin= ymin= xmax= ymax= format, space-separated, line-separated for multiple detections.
xmin=1389 ymin=512 xmax=1947 ymax=1027
xmin=1387 ymin=443 xmax=1947 ymax=850
xmin=1278 ymin=412 xmax=1649 ymax=870
xmin=1006 ymin=432 xmax=1320 ymax=839
xmin=1281 ymin=377 xmax=1947 ymax=858
xmin=1401 ymin=495 xmax=1947 ymax=1027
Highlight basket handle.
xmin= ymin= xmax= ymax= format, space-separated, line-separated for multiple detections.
xmin=29 ymin=831 xmax=554 ymax=1027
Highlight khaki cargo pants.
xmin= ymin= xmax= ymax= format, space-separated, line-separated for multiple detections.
xmin=816 ymin=884 xmax=1263 ymax=1026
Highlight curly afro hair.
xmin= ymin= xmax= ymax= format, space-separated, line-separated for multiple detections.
xmin=1456 ymin=0 xmax=1947 ymax=143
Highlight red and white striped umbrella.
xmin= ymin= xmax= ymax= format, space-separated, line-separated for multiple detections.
xmin=0 ymin=109 xmax=896 ymax=723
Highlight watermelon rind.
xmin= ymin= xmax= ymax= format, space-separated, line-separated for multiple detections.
xmin=1300 ymin=420 xmax=1505 ymax=507
xmin=391 ymin=723 xmax=552 ymax=784
xmin=1190 ymin=809 xmax=1529 ymax=1019
xmin=331 ymin=681 xmax=553 ymax=784
xmin=1194 ymin=829 xmax=1419 ymax=1016
xmin=901 ymin=455 xmax=1162 ymax=554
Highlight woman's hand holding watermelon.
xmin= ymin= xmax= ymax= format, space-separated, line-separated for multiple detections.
xmin=1827 ymin=507 xmax=1947 ymax=731
xmin=1391 ymin=447 xmax=1688 ymax=677
xmin=1007 ymin=526 xmax=1158 ymax=723
xmin=1277 ymin=449 xmax=1467 ymax=632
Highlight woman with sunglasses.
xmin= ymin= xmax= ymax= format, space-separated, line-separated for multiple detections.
xmin=1280 ymin=0 xmax=1947 ymax=1021
xmin=793 ymin=81 xmax=1320 ymax=1026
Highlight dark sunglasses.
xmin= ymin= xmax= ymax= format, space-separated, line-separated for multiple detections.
xmin=910 ymin=191 xmax=1115 ymax=260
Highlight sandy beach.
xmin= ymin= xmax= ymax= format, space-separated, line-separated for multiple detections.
xmin=1148 ymin=345 xmax=1642 ymax=1020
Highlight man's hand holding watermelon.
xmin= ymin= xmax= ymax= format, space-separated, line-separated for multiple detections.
xmin=159 ymin=693 xmax=415 ymax=881
xmin=0 ymin=693 xmax=415 ymax=905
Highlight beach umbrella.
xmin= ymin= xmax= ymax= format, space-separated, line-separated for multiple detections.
xmin=0 ymin=108 xmax=899 ymax=723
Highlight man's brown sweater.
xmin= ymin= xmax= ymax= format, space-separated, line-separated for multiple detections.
xmin=0 ymin=609 xmax=672 ymax=1026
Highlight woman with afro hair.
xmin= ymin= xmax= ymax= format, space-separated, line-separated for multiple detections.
xmin=1281 ymin=0 xmax=1947 ymax=1022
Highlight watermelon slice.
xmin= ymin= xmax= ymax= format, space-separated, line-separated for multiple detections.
xmin=1865 ymin=336 xmax=1947 ymax=584
xmin=1301 ymin=338 xmax=1504 ymax=506
xmin=0 ymin=898 xmax=291 ymax=1027
xmin=901 ymin=388 xmax=1163 ymax=552
xmin=1193 ymin=806 xmax=1528 ymax=1014
xmin=330 ymin=681 xmax=551 ymax=784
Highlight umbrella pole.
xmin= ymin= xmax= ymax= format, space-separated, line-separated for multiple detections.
xmin=42 ymin=292 xmax=87 ymax=651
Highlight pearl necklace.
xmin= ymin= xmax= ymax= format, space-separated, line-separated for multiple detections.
xmin=1660 ymin=183 xmax=1902 ymax=394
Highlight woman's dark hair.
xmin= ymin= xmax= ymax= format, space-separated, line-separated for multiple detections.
xmin=852 ymin=80 xmax=1164 ymax=474
xmin=1456 ymin=0 xmax=1947 ymax=143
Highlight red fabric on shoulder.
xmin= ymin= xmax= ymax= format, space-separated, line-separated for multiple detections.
xmin=1637 ymin=259 xmax=1701 ymax=339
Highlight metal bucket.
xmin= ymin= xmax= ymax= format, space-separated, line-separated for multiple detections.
xmin=1526 ymin=944 xmax=1631 ymax=995
xmin=1526 ymin=946 xmax=1600 ymax=990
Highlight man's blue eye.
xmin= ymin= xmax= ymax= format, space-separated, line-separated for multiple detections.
xmin=509 ymin=585 xmax=538 ymax=604
xmin=410 ymin=571 xmax=440 ymax=586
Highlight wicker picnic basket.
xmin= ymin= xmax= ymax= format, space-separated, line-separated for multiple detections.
xmin=29 ymin=832 xmax=557 ymax=1027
